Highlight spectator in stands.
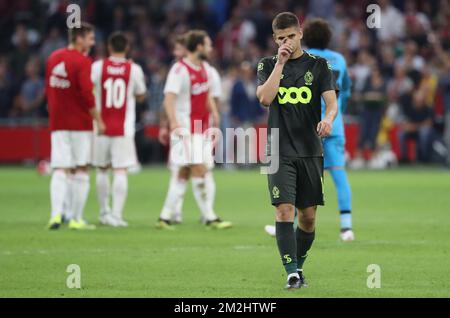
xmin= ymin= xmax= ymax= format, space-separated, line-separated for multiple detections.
xmin=9 ymin=24 xmax=33 ymax=84
xmin=230 ymin=61 xmax=263 ymax=126
xmin=146 ymin=61 xmax=167 ymax=124
xmin=433 ymin=41 xmax=450 ymax=166
xmin=350 ymin=66 xmax=387 ymax=169
xmin=0 ymin=58 xmax=14 ymax=118
xmin=220 ymin=7 xmax=256 ymax=60
xmin=398 ymin=73 xmax=435 ymax=163
xmin=230 ymin=61 xmax=264 ymax=166
xmin=377 ymin=0 xmax=405 ymax=42
xmin=396 ymin=40 xmax=425 ymax=73
xmin=9 ymin=57 xmax=44 ymax=118
xmin=388 ymin=64 xmax=414 ymax=106
xmin=39 ymin=27 xmax=66 ymax=63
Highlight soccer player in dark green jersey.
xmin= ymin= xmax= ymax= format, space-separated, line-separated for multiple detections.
xmin=256 ymin=12 xmax=338 ymax=290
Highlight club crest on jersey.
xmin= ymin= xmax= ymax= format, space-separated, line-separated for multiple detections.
xmin=257 ymin=62 xmax=264 ymax=72
xmin=304 ymin=71 xmax=313 ymax=86
xmin=272 ymin=186 xmax=280 ymax=199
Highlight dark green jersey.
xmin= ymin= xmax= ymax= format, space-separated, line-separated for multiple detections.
xmin=257 ymin=51 xmax=338 ymax=158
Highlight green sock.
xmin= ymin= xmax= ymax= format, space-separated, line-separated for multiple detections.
xmin=296 ymin=227 xmax=315 ymax=270
xmin=275 ymin=222 xmax=298 ymax=275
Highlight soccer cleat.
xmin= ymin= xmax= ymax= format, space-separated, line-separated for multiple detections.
xmin=68 ymin=219 xmax=96 ymax=230
xmin=297 ymin=270 xmax=308 ymax=288
xmin=61 ymin=214 xmax=70 ymax=224
xmin=205 ymin=218 xmax=233 ymax=230
xmin=99 ymin=213 xmax=118 ymax=227
xmin=48 ymin=214 xmax=62 ymax=230
xmin=170 ymin=212 xmax=183 ymax=224
xmin=155 ymin=218 xmax=175 ymax=230
xmin=114 ymin=217 xmax=128 ymax=228
xmin=285 ymin=274 xmax=301 ymax=290
xmin=340 ymin=229 xmax=355 ymax=242
xmin=264 ymin=225 xmax=276 ymax=237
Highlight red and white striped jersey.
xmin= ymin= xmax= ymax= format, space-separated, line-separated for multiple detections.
xmin=164 ymin=58 xmax=218 ymax=133
xmin=91 ymin=57 xmax=146 ymax=137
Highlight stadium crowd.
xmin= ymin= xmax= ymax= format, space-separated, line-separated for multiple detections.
xmin=0 ymin=0 xmax=449 ymax=166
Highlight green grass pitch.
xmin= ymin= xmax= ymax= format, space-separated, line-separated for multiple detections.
xmin=0 ymin=166 xmax=449 ymax=297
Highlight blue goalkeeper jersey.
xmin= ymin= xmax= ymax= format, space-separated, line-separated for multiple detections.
xmin=307 ymin=48 xmax=352 ymax=138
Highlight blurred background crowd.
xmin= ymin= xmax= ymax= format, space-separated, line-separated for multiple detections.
xmin=0 ymin=0 xmax=449 ymax=167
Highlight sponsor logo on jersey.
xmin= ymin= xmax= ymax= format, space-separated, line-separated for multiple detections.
xmin=49 ymin=62 xmax=70 ymax=88
xmin=191 ymin=82 xmax=209 ymax=95
xmin=278 ymin=86 xmax=312 ymax=105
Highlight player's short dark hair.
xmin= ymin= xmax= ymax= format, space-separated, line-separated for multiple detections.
xmin=184 ymin=30 xmax=208 ymax=52
xmin=174 ymin=34 xmax=186 ymax=47
xmin=108 ymin=31 xmax=129 ymax=53
xmin=272 ymin=12 xmax=300 ymax=32
xmin=302 ymin=18 xmax=332 ymax=49
xmin=68 ymin=22 xmax=94 ymax=44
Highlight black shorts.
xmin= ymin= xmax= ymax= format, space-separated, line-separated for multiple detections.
xmin=268 ymin=157 xmax=324 ymax=209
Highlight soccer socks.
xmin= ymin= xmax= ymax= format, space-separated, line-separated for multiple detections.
xmin=329 ymin=169 xmax=353 ymax=230
xmin=275 ymin=222 xmax=298 ymax=275
xmin=50 ymin=170 xmax=68 ymax=218
xmin=171 ymin=170 xmax=187 ymax=217
xmin=112 ymin=171 xmax=128 ymax=220
xmin=204 ymin=172 xmax=216 ymax=216
xmin=96 ymin=169 xmax=111 ymax=216
xmin=72 ymin=172 xmax=90 ymax=222
xmin=62 ymin=172 xmax=74 ymax=220
xmin=192 ymin=177 xmax=218 ymax=222
xmin=296 ymin=227 xmax=315 ymax=271
xmin=160 ymin=177 xmax=187 ymax=220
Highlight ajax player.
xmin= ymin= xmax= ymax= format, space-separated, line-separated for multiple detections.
xmin=91 ymin=32 xmax=147 ymax=227
xmin=159 ymin=34 xmax=222 ymax=225
xmin=156 ymin=30 xmax=232 ymax=230
xmin=46 ymin=23 xmax=105 ymax=230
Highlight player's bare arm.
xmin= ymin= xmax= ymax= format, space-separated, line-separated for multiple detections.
xmin=163 ymin=92 xmax=180 ymax=131
xmin=256 ymin=41 xmax=293 ymax=107
xmin=89 ymin=107 xmax=106 ymax=134
xmin=207 ymin=94 xmax=220 ymax=128
xmin=317 ymin=90 xmax=338 ymax=138
xmin=158 ymin=108 xmax=170 ymax=145
xmin=135 ymin=93 xmax=147 ymax=103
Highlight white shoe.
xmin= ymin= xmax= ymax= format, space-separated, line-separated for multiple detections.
xmin=349 ymin=157 xmax=365 ymax=170
xmin=264 ymin=225 xmax=276 ymax=237
xmin=340 ymin=229 xmax=355 ymax=242
xmin=113 ymin=216 xmax=128 ymax=227
xmin=170 ymin=212 xmax=183 ymax=224
xmin=99 ymin=213 xmax=120 ymax=227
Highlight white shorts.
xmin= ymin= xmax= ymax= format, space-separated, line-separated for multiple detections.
xmin=169 ymin=132 xmax=214 ymax=170
xmin=51 ymin=131 xmax=93 ymax=168
xmin=93 ymin=135 xmax=137 ymax=168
